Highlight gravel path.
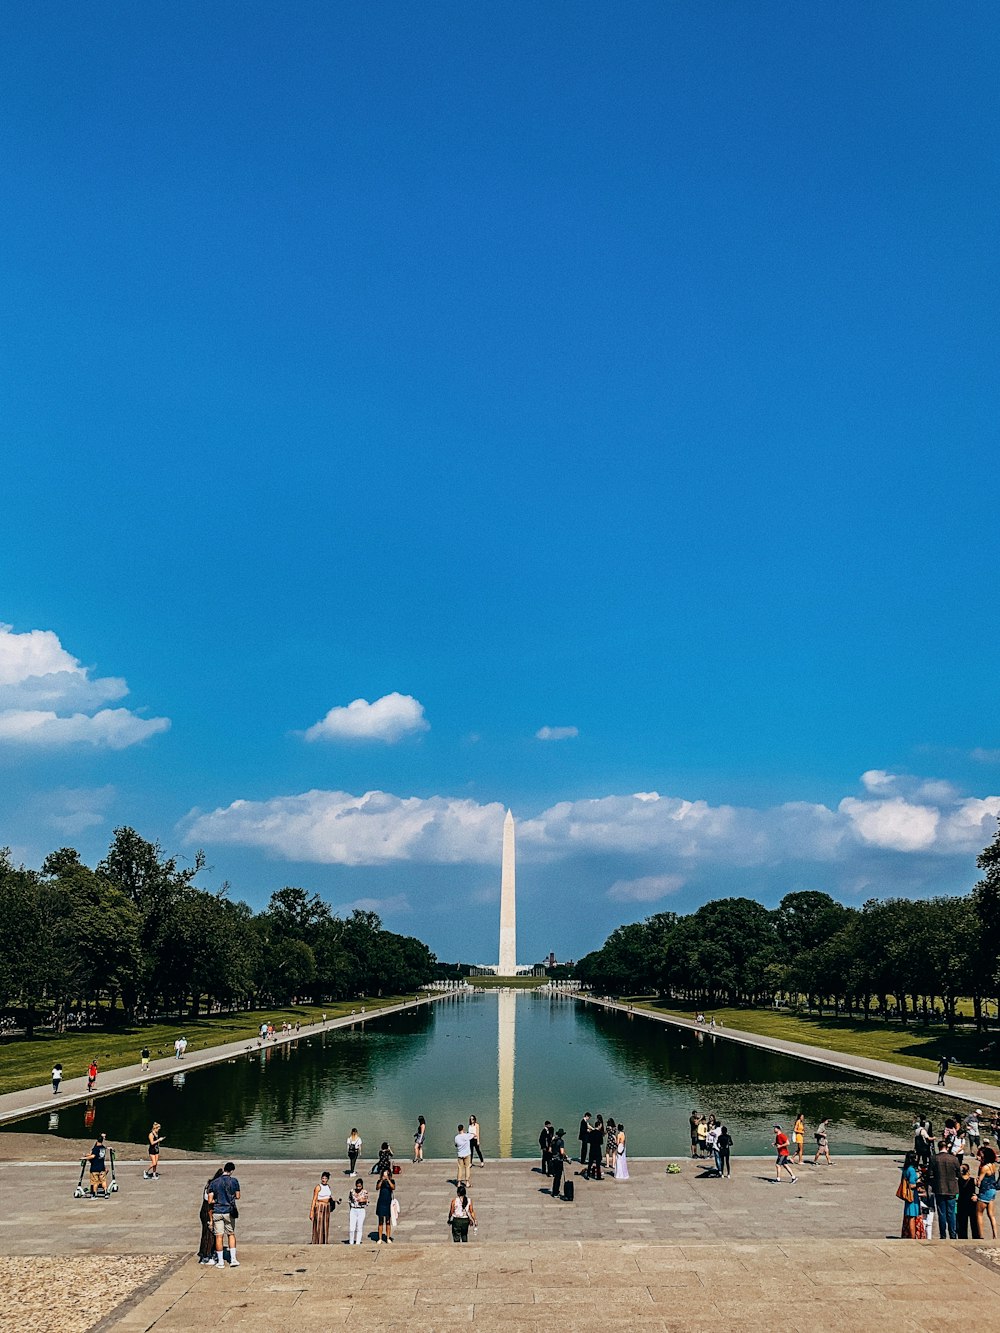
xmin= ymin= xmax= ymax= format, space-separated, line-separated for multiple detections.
xmin=0 ymin=1256 xmax=176 ymax=1333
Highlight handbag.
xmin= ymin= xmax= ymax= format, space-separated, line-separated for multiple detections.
xmin=895 ymin=1175 xmax=913 ymax=1204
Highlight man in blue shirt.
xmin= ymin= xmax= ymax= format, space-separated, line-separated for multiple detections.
xmin=207 ymin=1162 xmax=241 ymax=1266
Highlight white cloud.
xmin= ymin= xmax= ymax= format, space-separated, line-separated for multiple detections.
xmin=304 ymin=693 xmax=429 ymax=744
xmin=536 ymin=725 xmax=579 ymax=741
xmin=0 ymin=624 xmax=168 ymax=749
xmin=608 ymin=873 xmax=685 ymax=903
xmin=861 ymin=769 xmax=897 ymax=793
xmin=184 ymin=772 xmax=1000 ymax=878
xmin=971 ymin=748 xmax=1000 ymax=765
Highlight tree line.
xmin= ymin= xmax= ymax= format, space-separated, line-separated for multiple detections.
xmin=0 ymin=827 xmax=437 ymax=1034
xmin=576 ymin=820 xmax=1000 ymax=1030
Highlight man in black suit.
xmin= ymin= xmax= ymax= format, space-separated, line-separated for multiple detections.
xmin=578 ymin=1113 xmax=591 ymax=1164
xmin=538 ymin=1120 xmax=554 ymax=1175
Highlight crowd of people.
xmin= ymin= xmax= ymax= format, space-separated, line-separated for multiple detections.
xmin=899 ymin=1108 xmax=999 ymax=1239
xmin=535 ymin=1112 xmax=629 ymax=1199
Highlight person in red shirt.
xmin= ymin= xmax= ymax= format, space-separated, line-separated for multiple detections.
xmin=773 ymin=1124 xmax=798 ymax=1183
xmin=87 ymin=1061 xmax=98 ymax=1092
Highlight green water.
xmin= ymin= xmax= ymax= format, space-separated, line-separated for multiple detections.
xmin=6 ymin=992 xmax=962 ymax=1158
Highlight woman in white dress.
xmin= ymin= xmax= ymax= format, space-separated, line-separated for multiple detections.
xmin=614 ymin=1124 xmax=629 ymax=1180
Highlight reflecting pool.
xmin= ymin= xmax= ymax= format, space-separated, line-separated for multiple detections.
xmin=6 ymin=992 xmax=962 ymax=1158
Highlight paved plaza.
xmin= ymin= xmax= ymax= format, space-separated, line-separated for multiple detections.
xmin=1 ymin=1154 xmax=999 ymax=1330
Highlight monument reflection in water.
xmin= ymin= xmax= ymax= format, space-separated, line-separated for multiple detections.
xmin=5 ymin=991 xmax=962 ymax=1158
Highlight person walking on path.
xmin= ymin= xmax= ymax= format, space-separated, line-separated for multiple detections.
xmin=578 ymin=1113 xmax=591 ymax=1164
xmin=812 ymin=1120 xmax=833 ymax=1166
xmin=793 ymin=1113 xmax=805 ymax=1164
xmin=87 ymin=1060 xmax=98 ymax=1092
xmin=448 ymin=1183 xmax=477 ymax=1241
xmin=412 ymin=1117 xmax=426 ymax=1164
xmin=207 ymin=1162 xmax=241 ymax=1266
xmin=309 ymin=1171 xmax=335 ymax=1243
xmin=899 ymin=1151 xmax=921 ymax=1240
xmin=51 ymin=1064 xmax=62 ymax=1095
xmin=773 ymin=1126 xmax=798 ymax=1183
xmin=718 ymin=1125 xmax=733 ymax=1178
xmin=614 ymin=1124 xmax=629 ymax=1180
xmin=347 ymin=1178 xmax=369 ymax=1245
xmin=469 ymin=1115 xmax=485 ymax=1166
xmin=550 ymin=1129 xmax=567 ymax=1199
xmin=929 ymin=1139 xmax=960 ymax=1239
xmin=144 ymin=1122 xmax=163 ymax=1179
xmin=140 ymin=1046 xmax=150 ymax=1073
xmin=538 ymin=1121 xmax=553 ymax=1176
xmin=455 ymin=1124 xmax=472 ymax=1184
xmin=347 ymin=1129 xmax=362 ymax=1176
xmin=199 ymin=1169 xmax=224 ymax=1262
xmin=937 ymin=1055 xmax=949 ymax=1086
xmin=375 ymin=1168 xmax=395 ymax=1243
xmin=977 ymin=1152 xmax=998 ymax=1238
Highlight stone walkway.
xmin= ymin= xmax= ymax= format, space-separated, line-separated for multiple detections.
xmin=104 ymin=1239 xmax=1000 ymax=1333
xmin=3 ymin=1156 xmax=998 ymax=1330
xmin=0 ymin=996 xmax=439 ymax=1126
xmin=571 ymin=993 xmax=1000 ymax=1108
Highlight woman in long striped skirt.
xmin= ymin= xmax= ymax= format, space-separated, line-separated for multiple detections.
xmin=310 ymin=1171 xmax=334 ymax=1243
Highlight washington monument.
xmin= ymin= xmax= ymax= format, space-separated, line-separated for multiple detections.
xmin=498 ymin=808 xmax=517 ymax=974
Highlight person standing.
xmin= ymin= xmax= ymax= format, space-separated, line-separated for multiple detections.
xmin=51 ymin=1064 xmax=62 ymax=1095
xmin=448 ymin=1183 xmax=477 ymax=1241
xmin=140 ymin=1046 xmax=150 ymax=1073
xmin=87 ymin=1060 xmax=98 ymax=1092
xmin=957 ymin=1164 xmax=980 ymax=1239
xmin=605 ymin=1118 xmax=618 ymax=1172
xmin=578 ymin=1113 xmax=591 ymax=1164
xmin=174 ymin=1038 xmax=182 ymax=1061
xmin=966 ymin=1110 xmax=981 ymax=1152
xmin=469 ymin=1115 xmax=484 ymax=1166
xmin=375 ymin=1168 xmax=395 ymax=1243
xmin=793 ymin=1113 xmax=805 ymax=1165
xmin=718 ymin=1125 xmax=733 ymax=1178
xmin=706 ymin=1120 xmax=722 ymax=1175
xmin=977 ymin=1151 xmax=998 ymax=1239
xmin=899 ymin=1151 xmax=921 ymax=1240
xmin=929 ymin=1139 xmax=960 ymax=1239
xmin=310 ymin=1171 xmax=335 ymax=1244
xmin=199 ymin=1169 xmax=224 ymax=1262
xmin=348 ymin=1178 xmax=369 ymax=1245
xmin=86 ymin=1132 xmax=110 ymax=1196
xmin=773 ymin=1126 xmax=797 ymax=1183
xmin=538 ymin=1120 xmax=553 ymax=1176
xmin=550 ymin=1128 xmax=567 ymax=1199
xmin=614 ymin=1124 xmax=629 ymax=1180
xmin=144 ymin=1122 xmax=163 ymax=1179
xmin=812 ymin=1120 xmax=833 ymax=1166
xmin=587 ymin=1115 xmax=605 ymax=1180
xmin=413 ymin=1117 xmax=426 ymax=1164
xmin=689 ymin=1109 xmax=700 ymax=1159
xmin=207 ymin=1162 xmax=241 ymax=1266
xmin=937 ymin=1055 xmax=949 ymax=1086
xmin=347 ymin=1129 xmax=362 ymax=1176
xmin=455 ymin=1124 xmax=472 ymax=1184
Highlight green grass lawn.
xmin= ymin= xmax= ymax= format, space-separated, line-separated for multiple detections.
xmin=0 ymin=996 xmax=416 ymax=1097
xmin=619 ymin=998 xmax=1000 ymax=1089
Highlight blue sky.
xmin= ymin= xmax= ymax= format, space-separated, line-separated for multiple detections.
xmin=2 ymin=2 xmax=998 ymax=963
